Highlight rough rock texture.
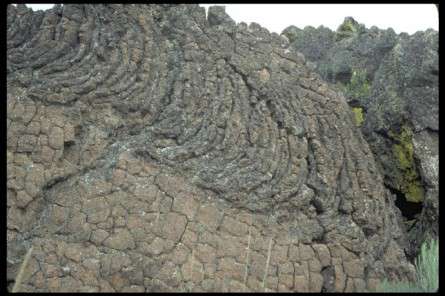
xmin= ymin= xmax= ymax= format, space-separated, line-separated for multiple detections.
xmin=283 ymin=17 xmax=438 ymax=260
xmin=7 ymin=4 xmax=417 ymax=292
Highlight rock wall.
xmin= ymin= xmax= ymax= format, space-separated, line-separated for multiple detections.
xmin=7 ymin=4 xmax=417 ymax=292
xmin=283 ymin=17 xmax=438 ymax=260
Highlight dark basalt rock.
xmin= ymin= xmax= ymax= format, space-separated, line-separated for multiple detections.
xmin=283 ymin=17 xmax=438 ymax=261
xmin=7 ymin=5 xmax=417 ymax=292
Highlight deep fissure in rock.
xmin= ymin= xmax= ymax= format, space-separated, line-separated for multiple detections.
xmin=321 ymin=266 xmax=335 ymax=292
xmin=389 ymin=186 xmax=423 ymax=220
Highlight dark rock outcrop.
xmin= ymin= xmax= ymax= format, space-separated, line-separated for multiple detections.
xmin=8 ymin=5 xmax=418 ymax=292
xmin=283 ymin=17 xmax=438 ymax=261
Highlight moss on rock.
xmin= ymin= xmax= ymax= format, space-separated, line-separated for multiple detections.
xmin=389 ymin=126 xmax=424 ymax=203
xmin=336 ymin=17 xmax=360 ymax=41
xmin=352 ymin=107 xmax=364 ymax=127
xmin=346 ymin=69 xmax=371 ymax=100
xmin=338 ymin=19 xmax=357 ymax=34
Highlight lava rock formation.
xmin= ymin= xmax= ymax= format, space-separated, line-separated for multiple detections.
xmin=7 ymin=4 xmax=428 ymax=292
xmin=283 ymin=17 xmax=438 ymax=261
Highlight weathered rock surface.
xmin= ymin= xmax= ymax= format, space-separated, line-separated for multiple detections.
xmin=283 ymin=17 xmax=438 ymax=260
xmin=7 ymin=4 xmax=417 ymax=292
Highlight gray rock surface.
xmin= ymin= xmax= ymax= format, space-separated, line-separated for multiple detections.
xmin=283 ymin=17 xmax=438 ymax=260
xmin=7 ymin=4 xmax=418 ymax=292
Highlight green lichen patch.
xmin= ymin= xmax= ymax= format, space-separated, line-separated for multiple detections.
xmin=336 ymin=17 xmax=360 ymax=41
xmin=338 ymin=19 xmax=357 ymax=34
xmin=345 ymin=69 xmax=370 ymax=127
xmin=406 ymin=181 xmax=424 ymax=203
xmin=389 ymin=126 xmax=424 ymax=203
xmin=352 ymin=107 xmax=364 ymax=127
xmin=393 ymin=142 xmax=413 ymax=170
xmin=345 ymin=69 xmax=371 ymax=100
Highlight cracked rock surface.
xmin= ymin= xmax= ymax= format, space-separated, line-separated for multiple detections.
xmin=283 ymin=17 xmax=438 ymax=261
xmin=7 ymin=4 xmax=416 ymax=292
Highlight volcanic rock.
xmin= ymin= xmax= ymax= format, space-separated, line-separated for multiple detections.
xmin=283 ymin=17 xmax=438 ymax=260
xmin=7 ymin=4 xmax=417 ymax=292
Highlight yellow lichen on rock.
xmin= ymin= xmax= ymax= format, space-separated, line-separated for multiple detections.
xmin=390 ymin=126 xmax=424 ymax=203
xmin=352 ymin=107 xmax=364 ymax=127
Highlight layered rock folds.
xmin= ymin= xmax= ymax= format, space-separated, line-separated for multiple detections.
xmin=7 ymin=4 xmax=417 ymax=292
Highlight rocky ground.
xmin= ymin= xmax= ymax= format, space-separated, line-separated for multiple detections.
xmin=7 ymin=4 xmax=436 ymax=292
